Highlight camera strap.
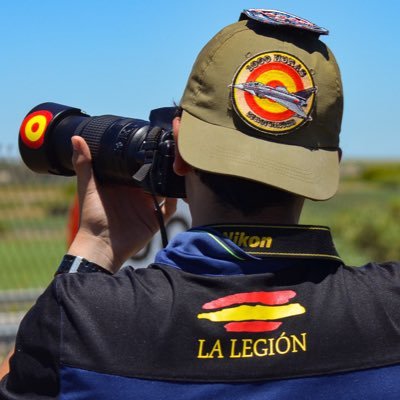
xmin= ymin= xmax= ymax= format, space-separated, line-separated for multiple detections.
xmin=132 ymin=126 xmax=169 ymax=248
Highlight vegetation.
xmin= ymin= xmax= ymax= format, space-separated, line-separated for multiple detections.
xmin=302 ymin=180 xmax=400 ymax=265
xmin=0 ymin=161 xmax=75 ymax=290
xmin=0 ymin=159 xmax=399 ymax=290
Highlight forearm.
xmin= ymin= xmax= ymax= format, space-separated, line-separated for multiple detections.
xmin=67 ymin=229 xmax=122 ymax=273
xmin=68 ymin=136 xmax=178 ymax=273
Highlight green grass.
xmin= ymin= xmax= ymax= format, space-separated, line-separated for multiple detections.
xmin=0 ymin=161 xmax=399 ymax=290
xmin=301 ymin=181 xmax=400 ymax=265
xmin=0 ymin=177 xmax=73 ymax=290
xmin=0 ymin=237 xmax=66 ymax=290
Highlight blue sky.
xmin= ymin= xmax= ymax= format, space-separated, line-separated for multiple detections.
xmin=1 ymin=0 xmax=399 ymax=159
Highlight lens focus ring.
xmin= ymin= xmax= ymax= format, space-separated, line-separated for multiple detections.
xmin=77 ymin=115 xmax=121 ymax=158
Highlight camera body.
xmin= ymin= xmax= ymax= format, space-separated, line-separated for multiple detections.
xmin=19 ymin=103 xmax=185 ymax=198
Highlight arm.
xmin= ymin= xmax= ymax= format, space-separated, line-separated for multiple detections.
xmin=67 ymin=136 xmax=177 ymax=273
xmin=0 ymin=136 xmax=177 ymax=397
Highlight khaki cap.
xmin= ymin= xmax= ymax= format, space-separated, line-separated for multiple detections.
xmin=179 ymin=10 xmax=343 ymax=200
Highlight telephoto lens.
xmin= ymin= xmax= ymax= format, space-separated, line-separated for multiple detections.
xmin=19 ymin=102 xmax=185 ymax=198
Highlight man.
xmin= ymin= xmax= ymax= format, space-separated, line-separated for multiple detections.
xmin=1 ymin=9 xmax=399 ymax=399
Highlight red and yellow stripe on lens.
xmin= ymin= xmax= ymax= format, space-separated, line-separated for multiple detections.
xmin=19 ymin=110 xmax=53 ymax=149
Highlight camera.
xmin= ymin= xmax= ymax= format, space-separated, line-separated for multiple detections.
xmin=18 ymin=102 xmax=185 ymax=198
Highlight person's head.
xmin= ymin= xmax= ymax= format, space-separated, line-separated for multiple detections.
xmin=173 ymin=10 xmax=343 ymax=217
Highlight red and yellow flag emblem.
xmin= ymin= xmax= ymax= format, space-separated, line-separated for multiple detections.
xmin=197 ymin=290 xmax=305 ymax=332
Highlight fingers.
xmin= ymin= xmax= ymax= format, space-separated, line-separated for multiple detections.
xmin=161 ymin=198 xmax=178 ymax=221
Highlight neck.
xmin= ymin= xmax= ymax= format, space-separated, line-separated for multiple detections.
xmin=190 ymin=201 xmax=304 ymax=227
xmin=185 ymin=173 xmax=304 ymax=227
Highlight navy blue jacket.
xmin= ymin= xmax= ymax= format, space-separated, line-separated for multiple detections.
xmin=1 ymin=225 xmax=400 ymax=399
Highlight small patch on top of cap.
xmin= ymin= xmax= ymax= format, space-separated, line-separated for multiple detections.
xmin=240 ymin=9 xmax=329 ymax=36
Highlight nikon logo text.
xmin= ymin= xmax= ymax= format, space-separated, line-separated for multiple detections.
xmin=224 ymin=232 xmax=273 ymax=249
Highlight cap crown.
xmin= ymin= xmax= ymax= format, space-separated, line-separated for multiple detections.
xmin=181 ymin=19 xmax=343 ymax=149
xmin=178 ymin=12 xmax=343 ymax=200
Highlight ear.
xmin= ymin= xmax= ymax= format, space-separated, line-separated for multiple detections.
xmin=173 ymin=116 xmax=192 ymax=176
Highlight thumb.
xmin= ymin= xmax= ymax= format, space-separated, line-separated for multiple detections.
xmin=71 ymin=136 xmax=94 ymax=182
xmin=71 ymin=136 xmax=98 ymax=213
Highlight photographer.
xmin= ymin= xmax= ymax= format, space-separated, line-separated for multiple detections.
xmin=1 ymin=9 xmax=400 ymax=399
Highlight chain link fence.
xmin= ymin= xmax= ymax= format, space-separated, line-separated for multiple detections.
xmin=0 ymin=147 xmax=191 ymax=358
xmin=0 ymin=148 xmax=75 ymax=356
xmin=1 ymin=146 xmax=399 ymax=360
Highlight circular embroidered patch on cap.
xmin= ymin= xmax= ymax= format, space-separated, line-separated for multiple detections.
xmin=230 ymin=51 xmax=317 ymax=135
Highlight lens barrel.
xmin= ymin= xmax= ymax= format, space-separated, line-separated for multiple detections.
xmin=18 ymin=102 xmax=185 ymax=197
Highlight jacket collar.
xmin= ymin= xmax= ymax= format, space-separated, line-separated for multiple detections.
xmin=154 ymin=224 xmax=342 ymax=276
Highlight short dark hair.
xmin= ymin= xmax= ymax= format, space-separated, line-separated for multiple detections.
xmin=195 ymin=169 xmax=299 ymax=216
xmin=176 ymin=106 xmax=300 ymax=214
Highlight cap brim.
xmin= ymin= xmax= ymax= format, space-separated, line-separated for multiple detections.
xmin=179 ymin=111 xmax=339 ymax=200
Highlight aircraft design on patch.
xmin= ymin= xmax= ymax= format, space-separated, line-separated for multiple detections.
xmin=230 ymin=81 xmax=316 ymax=121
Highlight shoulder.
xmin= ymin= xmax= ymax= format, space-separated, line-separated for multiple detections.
xmin=338 ymin=261 xmax=400 ymax=321
xmin=53 ymin=264 xmax=178 ymax=310
xmin=342 ymin=260 xmax=400 ymax=283
xmin=336 ymin=261 xmax=400 ymax=298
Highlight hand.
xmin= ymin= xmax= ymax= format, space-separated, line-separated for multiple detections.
xmin=67 ymin=136 xmax=177 ymax=273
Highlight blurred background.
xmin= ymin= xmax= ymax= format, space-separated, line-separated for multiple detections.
xmin=1 ymin=1 xmax=399 ymax=358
